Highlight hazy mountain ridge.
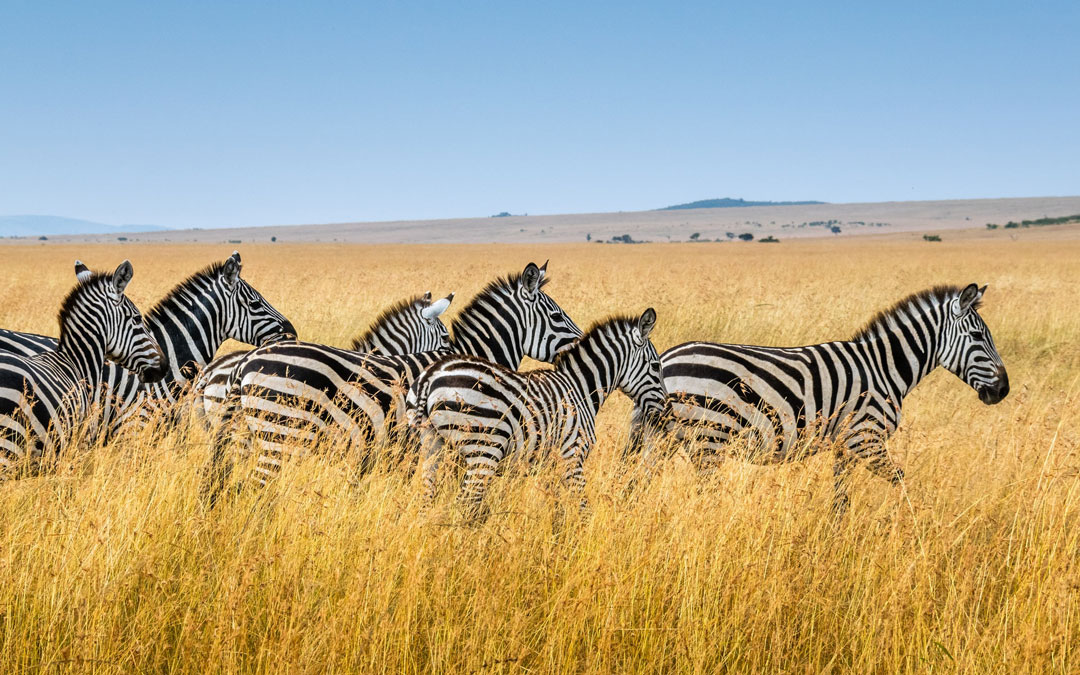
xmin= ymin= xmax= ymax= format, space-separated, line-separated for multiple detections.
xmin=660 ymin=197 xmax=826 ymax=210
xmin=0 ymin=215 xmax=170 ymax=237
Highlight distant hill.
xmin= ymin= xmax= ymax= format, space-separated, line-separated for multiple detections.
xmin=660 ymin=197 xmax=826 ymax=210
xmin=0 ymin=216 xmax=170 ymax=238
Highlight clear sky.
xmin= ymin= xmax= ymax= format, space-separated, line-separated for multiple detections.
xmin=2 ymin=1 xmax=1077 ymax=229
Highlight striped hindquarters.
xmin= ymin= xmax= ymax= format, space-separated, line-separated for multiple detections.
xmin=225 ymin=342 xmax=442 ymax=484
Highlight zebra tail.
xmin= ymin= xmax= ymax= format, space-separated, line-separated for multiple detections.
xmin=404 ymin=371 xmax=433 ymax=430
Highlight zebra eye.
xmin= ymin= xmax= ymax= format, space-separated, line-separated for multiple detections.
xmin=248 ymin=299 xmax=262 ymax=310
xmin=968 ymin=330 xmax=983 ymax=342
xmin=549 ymin=312 xmax=564 ymax=323
xmin=130 ymin=315 xmax=140 ymax=326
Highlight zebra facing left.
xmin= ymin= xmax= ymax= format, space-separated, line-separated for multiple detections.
xmin=638 ymin=283 xmax=1009 ymax=513
xmin=410 ymin=309 xmax=666 ymax=516
xmin=0 ymin=252 xmax=295 ymax=438
xmin=0 ymin=261 xmax=165 ymax=477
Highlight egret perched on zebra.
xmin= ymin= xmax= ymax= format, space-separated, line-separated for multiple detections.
xmin=192 ymin=290 xmax=454 ymax=423
xmin=207 ymin=261 xmax=582 ymax=498
xmin=0 ymin=261 xmax=165 ymax=477
xmin=409 ymin=309 xmax=665 ymax=517
xmin=639 ymin=284 xmax=1009 ymax=513
xmin=0 ymin=252 xmax=295 ymax=439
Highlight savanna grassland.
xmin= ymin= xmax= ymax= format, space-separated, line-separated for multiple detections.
xmin=0 ymin=236 xmax=1078 ymax=673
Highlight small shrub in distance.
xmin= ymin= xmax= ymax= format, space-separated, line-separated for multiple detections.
xmin=923 ymin=234 xmax=942 ymax=242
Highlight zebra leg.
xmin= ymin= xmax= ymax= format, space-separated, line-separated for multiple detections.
xmin=849 ymin=428 xmax=904 ymax=485
xmin=201 ymin=403 xmax=237 ymax=508
xmin=560 ymin=440 xmax=589 ymax=512
xmin=458 ymin=445 xmax=501 ymax=522
xmin=832 ymin=449 xmax=856 ymax=518
xmin=418 ymin=426 xmax=447 ymax=509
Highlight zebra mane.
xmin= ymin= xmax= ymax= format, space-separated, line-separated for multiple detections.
xmin=349 ymin=294 xmax=429 ymax=350
xmin=449 ymin=271 xmax=550 ymax=336
xmin=144 ymin=260 xmax=230 ymax=325
xmin=552 ymin=314 xmax=637 ymax=367
xmin=57 ymin=271 xmax=112 ymax=342
xmin=852 ymin=285 xmax=975 ymax=341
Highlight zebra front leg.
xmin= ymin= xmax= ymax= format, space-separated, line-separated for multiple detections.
xmin=850 ymin=430 xmax=904 ymax=485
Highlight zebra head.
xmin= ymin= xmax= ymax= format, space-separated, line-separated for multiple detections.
xmin=351 ymin=291 xmax=454 ymax=354
xmin=517 ymin=260 xmax=583 ymax=362
xmin=73 ymin=261 xmax=167 ymax=382
xmin=939 ymin=284 xmax=1009 ymax=405
xmin=218 ymin=252 xmax=297 ymax=346
xmin=618 ymin=308 xmax=667 ymax=420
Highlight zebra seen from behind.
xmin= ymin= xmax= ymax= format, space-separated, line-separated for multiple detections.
xmin=207 ymin=261 xmax=583 ymax=497
xmin=0 ymin=252 xmax=295 ymax=438
xmin=0 ymin=261 xmax=165 ymax=477
xmin=192 ymin=290 xmax=454 ymax=423
xmin=409 ymin=309 xmax=665 ymax=517
xmin=641 ymin=283 xmax=1009 ymax=514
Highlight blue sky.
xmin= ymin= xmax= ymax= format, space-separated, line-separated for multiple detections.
xmin=2 ymin=1 xmax=1077 ymax=229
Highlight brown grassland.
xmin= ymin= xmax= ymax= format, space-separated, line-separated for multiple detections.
xmin=0 ymin=235 xmax=1078 ymax=673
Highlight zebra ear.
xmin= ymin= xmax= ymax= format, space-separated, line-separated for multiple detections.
xmin=221 ymin=256 xmax=241 ymax=291
xmin=230 ymin=250 xmax=242 ymax=267
xmin=74 ymin=260 xmax=93 ymax=283
xmin=956 ymin=283 xmax=981 ymax=315
xmin=422 ymin=291 xmax=432 ymax=302
xmin=539 ymin=260 xmax=549 ymax=279
xmin=111 ymin=260 xmax=134 ymax=297
xmin=421 ymin=293 xmax=454 ymax=320
xmin=638 ymin=308 xmax=657 ymax=340
xmin=520 ymin=262 xmax=542 ymax=295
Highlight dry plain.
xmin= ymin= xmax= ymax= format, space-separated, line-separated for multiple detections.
xmin=0 ymin=231 xmax=1078 ymax=672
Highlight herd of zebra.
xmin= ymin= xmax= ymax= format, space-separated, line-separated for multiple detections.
xmin=0 ymin=252 xmax=1009 ymax=516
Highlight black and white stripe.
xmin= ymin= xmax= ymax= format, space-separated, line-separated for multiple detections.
xmin=192 ymin=291 xmax=454 ymax=423
xmin=644 ymin=284 xmax=1009 ymax=512
xmin=209 ymin=261 xmax=583 ymax=494
xmin=411 ymin=309 xmax=665 ymax=516
xmin=0 ymin=252 xmax=295 ymax=438
xmin=0 ymin=261 xmax=165 ymax=476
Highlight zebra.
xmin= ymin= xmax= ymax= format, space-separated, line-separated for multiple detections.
xmin=191 ymin=291 xmax=455 ymax=424
xmin=209 ymin=261 xmax=582 ymax=494
xmin=0 ymin=252 xmax=296 ymax=438
xmin=0 ymin=261 xmax=165 ymax=476
xmin=638 ymin=283 xmax=1009 ymax=513
xmin=409 ymin=309 xmax=665 ymax=516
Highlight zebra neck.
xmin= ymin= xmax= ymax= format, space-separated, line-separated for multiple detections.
xmin=556 ymin=350 xmax=615 ymax=415
xmin=449 ymin=298 xmax=524 ymax=368
xmin=146 ymin=293 xmax=226 ymax=385
xmin=855 ymin=307 xmax=941 ymax=402
xmin=57 ymin=323 xmax=108 ymax=388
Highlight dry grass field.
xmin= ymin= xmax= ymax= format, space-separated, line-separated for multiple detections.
xmin=0 ymin=236 xmax=1078 ymax=672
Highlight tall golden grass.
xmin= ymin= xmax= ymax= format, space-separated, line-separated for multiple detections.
xmin=0 ymin=238 xmax=1077 ymax=672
